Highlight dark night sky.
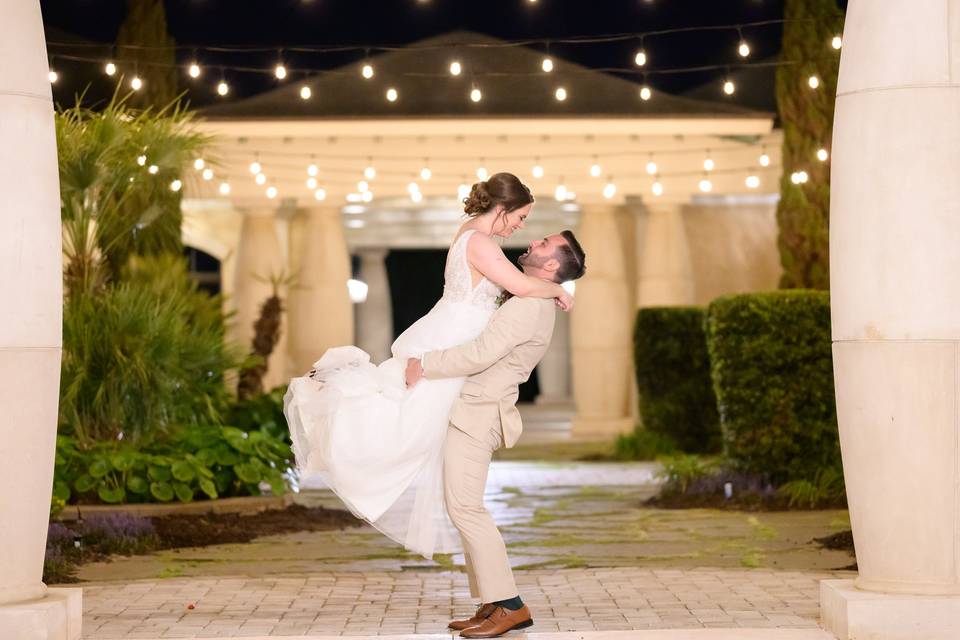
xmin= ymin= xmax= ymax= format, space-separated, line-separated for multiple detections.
xmin=41 ymin=0 xmax=847 ymax=109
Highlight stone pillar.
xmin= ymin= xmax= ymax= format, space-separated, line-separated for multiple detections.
xmin=355 ymin=248 xmax=393 ymax=364
xmin=535 ymin=308 xmax=572 ymax=405
xmin=232 ymin=208 xmax=288 ymax=391
xmin=570 ymin=204 xmax=633 ymax=438
xmin=0 ymin=1 xmax=82 ymax=637
xmin=637 ymin=202 xmax=695 ymax=307
xmin=287 ymin=206 xmax=353 ymax=375
xmin=821 ymin=3 xmax=960 ymax=638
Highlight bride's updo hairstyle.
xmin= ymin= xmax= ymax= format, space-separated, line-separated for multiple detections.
xmin=463 ymin=172 xmax=534 ymax=217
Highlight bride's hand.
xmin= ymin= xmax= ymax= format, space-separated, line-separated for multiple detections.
xmin=556 ymin=290 xmax=574 ymax=312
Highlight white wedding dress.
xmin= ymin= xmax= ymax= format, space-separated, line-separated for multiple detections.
xmin=284 ymin=229 xmax=503 ymax=559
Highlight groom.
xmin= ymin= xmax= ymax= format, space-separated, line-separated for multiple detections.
xmin=405 ymin=230 xmax=586 ymax=638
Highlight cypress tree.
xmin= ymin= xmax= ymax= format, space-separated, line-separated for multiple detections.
xmin=116 ymin=0 xmax=178 ymax=108
xmin=775 ymin=0 xmax=844 ymax=289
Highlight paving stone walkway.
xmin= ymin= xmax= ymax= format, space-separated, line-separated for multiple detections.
xmin=76 ymin=460 xmax=856 ymax=639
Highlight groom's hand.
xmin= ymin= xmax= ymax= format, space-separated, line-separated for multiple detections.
xmin=405 ymin=357 xmax=424 ymax=388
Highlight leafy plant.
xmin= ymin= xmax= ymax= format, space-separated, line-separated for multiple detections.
xmin=656 ymin=454 xmax=718 ymax=494
xmin=778 ymin=466 xmax=846 ymax=508
xmin=613 ymin=429 xmax=677 ymax=461
xmin=226 ymin=385 xmax=291 ymax=446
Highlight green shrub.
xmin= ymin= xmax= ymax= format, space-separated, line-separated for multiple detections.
xmin=778 ymin=466 xmax=845 ymax=508
xmin=226 ymin=385 xmax=291 ymax=446
xmin=704 ymin=290 xmax=839 ymax=482
xmin=633 ymin=307 xmax=721 ymax=453
xmin=53 ymin=425 xmax=291 ymax=506
xmin=656 ymin=454 xmax=719 ymax=494
xmin=613 ymin=429 xmax=677 ymax=461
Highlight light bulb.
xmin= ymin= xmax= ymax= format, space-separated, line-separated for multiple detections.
xmin=266 ymin=186 xmax=278 ymax=199
xmin=137 ymin=155 xmax=147 ymax=166
xmin=532 ymin=164 xmax=544 ymax=179
xmin=202 ymin=168 xmax=213 ymax=181
xmin=738 ymin=41 xmax=751 ymax=57
xmin=362 ymin=190 xmax=373 ymax=202
xmin=217 ymin=81 xmax=229 ymax=96
xmin=703 ymin=158 xmax=715 ymax=171
xmin=759 ymin=153 xmax=770 ymax=167
xmin=219 ymin=182 xmax=231 ymax=195
xmin=307 ymin=163 xmax=318 ymax=176
xmin=817 ymin=148 xmax=829 ymax=162
xmin=255 ymin=173 xmax=267 ymax=185
xmin=798 ymin=170 xmax=809 ymax=183
xmin=188 ymin=63 xmax=201 ymax=78
xmin=808 ymin=75 xmax=820 ymax=89
xmin=364 ymin=165 xmax=376 ymax=180
xmin=105 ymin=62 xmax=117 ymax=76
xmin=639 ymin=86 xmax=652 ymax=101
xmin=300 ymin=86 xmax=312 ymax=100
xmin=555 ymin=87 xmax=567 ymax=101
xmin=386 ymin=87 xmax=398 ymax=102
xmin=131 ymin=76 xmax=143 ymax=91
xmin=358 ymin=180 xmax=369 ymax=192
xmin=362 ymin=64 xmax=374 ymax=79
xmin=48 ymin=70 xmax=58 ymax=83
xmin=420 ymin=167 xmax=432 ymax=180
xmin=791 ymin=172 xmax=802 ymax=185
xmin=590 ymin=163 xmax=602 ymax=177
xmin=408 ymin=182 xmax=420 ymax=194
xmin=306 ymin=177 xmax=318 ymax=189
xmin=541 ymin=57 xmax=554 ymax=73
xmin=554 ymin=183 xmax=567 ymax=201
xmin=634 ymin=50 xmax=647 ymax=67
xmin=746 ymin=175 xmax=760 ymax=189
xmin=652 ymin=181 xmax=664 ymax=196
xmin=249 ymin=161 xmax=262 ymax=174
xmin=169 ymin=179 xmax=182 ymax=192
xmin=193 ymin=158 xmax=205 ymax=170
xmin=477 ymin=167 xmax=488 ymax=180
xmin=274 ymin=64 xmax=287 ymax=80
xmin=723 ymin=80 xmax=735 ymax=95
xmin=411 ymin=190 xmax=423 ymax=203
xmin=449 ymin=60 xmax=462 ymax=76
xmin=458 ymin=183 xmax=470 ymax=201
xmin=699 ymin=178 xmax=713 ymax=193
xmin=602 ymin=181 xmax=617 ymax=199
xmin=314 ymin=188 xmax=326 ymax=201
xmin=646 ymin=160 xmax=658 ymax=175
xmin=832 ymin=35 xmax=842 ymax=50
xmin=470 ymin=87 xmax=482 ymax=102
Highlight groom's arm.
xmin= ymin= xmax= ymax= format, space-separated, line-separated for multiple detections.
xmin=419 ymin=298 xmax=543 ymax=379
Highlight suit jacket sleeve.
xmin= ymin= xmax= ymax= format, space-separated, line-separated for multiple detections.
xmin=421 ymin=298 xmax=541 ymax=379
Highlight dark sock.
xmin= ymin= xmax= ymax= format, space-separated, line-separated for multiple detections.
xmin=492 ymin=595 xmax=524 ymax=611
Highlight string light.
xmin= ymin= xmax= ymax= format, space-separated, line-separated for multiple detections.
xmin=130 ymin=75 xmax=143 ymax=90
xmin=306 ymin=177 xmax=318 ymax=189
xmin=646 ymin=158 xmax=658 ymax=175
xmin=652 ymin=179 xmax=664 ymax=196
xmin=759 ymin=149 xmax=771 ymax=167
xmin=362 ymin=190 xmax=373 ymax=202
xmin=457 ymin=183 xmax=470 ymax=201
xmin=554 ymin=180 xmax=568 ymax=201
xmin=832 ymin=35 xmax=842 ymax=50
xmin=300 ymin=86 xmax=312 ymax=100
xmin=188 ymin=62 xmax=201 ymax=78
xmin=532 ymin=162 xmax=544 ymax=179
xmin=249 ymin=160 xmax=262 ymax=174
xmin=105 ymin=61 xmax=117 ymax=76
xmin=541 ymin=57 xmax=554 ymax=73
xmin=634 ymin=49 xmax=647 ymax=67
xmin=193 ymin=158 xmax=205 ymax=171
xmin=48 ymin=68 xmax=58 ymax=83
xmin=255 ymin=173 xmax=267 ymax=185
xmin=639 ymin=85 xmax=652 ymax=101
xmin=699 ymin=177 xmax=713 ymax=192
xmin=216 ymin=80 xmax=229 ymax=96
xmin=808 ymin=75 xmax=820 ymax=89
xmin=358 ymin=180 xmax=369 ymax=192
xmin=411 ymin=190 xmax=423 ymax=203
xmin=703 ymin=154 xmax=715 ymax=171
xmin=407 ymin=181 xmax=420 ymax=194
xmin=307 ymin=163 xmax=319 ymax=176
xmin=420 ymin=164 xmax=432 ymax=180
xmin=169 ymin=179 xmax=182 ymax=192
xmin=136 ymin=154 xmax=147 ymax=166
xmin=274 ymin=64 xmax=287 ymax=80
xmin=314 ymin=188 xmax=326 ymax=200
xmin=219 ymin=181 xmax=231 ymax=195
xmin=817 ymin=148 xmax=829 ymax=162
xmin=602 ymin=179 xmax=617 ymax=199
xmin=364 ymin=163 xmax=376 ymax=180
xmin=589 ymin=159 xmax=602 ymax=177
xmin=738 ymin=41 xmax=751 ymax=57
xmin=266 ymin=186 xmax=278 ymax=199
xmin=386 ymin=87 xmax=398 ymax=102
xmin=477 ymin=166 xmax=488 ymax=180
xmin=745 ymin=175 xmax=760 ymax=189
xmin=361 ymin=64 xmax=374 ymax=79
xmin=449 ymin=60 xmax=462 ymax=76
xmin=723 ymin=79 xmax=735 ymax=95
xmin=554 ymin=87 xmax=567 ymax=101
xmin=148 ymin=164 xmax=159 ymax=174
xmin=470 ymin=86 xmax=482 ymax=102
xmin=202 ymin=168 xmax=214 ymax=181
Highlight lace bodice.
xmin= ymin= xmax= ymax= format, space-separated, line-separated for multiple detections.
xmin=441 ymin=230 xmax=503 ymax=311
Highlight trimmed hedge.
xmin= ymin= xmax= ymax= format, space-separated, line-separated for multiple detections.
xmin=634 ymin=307 xmax=721 ymax=453
xmin=704 ymin=290 xmax=839 ymax=482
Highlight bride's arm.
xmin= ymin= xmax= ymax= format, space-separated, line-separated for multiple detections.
xmin=468 ymin=233 xmax=573 ymax=310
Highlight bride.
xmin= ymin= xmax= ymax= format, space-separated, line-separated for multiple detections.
xmin=284 ymin=172 xmax=572 ymax=559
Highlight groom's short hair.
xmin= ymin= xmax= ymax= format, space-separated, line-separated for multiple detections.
xmin=554 ymin=230 xmax=586 ymax=282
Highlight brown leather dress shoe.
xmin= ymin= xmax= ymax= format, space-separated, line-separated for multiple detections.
xmin=449 ymin=603 xmax=496 ymax=631
xmin=460 ymin=605 xmax=533 ymax=638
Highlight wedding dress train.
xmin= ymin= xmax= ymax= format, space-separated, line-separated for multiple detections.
xmin=284 ymin=230 xmax=503 ymax=559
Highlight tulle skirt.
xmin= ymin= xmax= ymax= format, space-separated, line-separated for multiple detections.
xmin=283 ymin=298 xmax=496 ymax=559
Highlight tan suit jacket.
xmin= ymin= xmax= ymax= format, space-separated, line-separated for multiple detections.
xmin=422 ymin=296 xmax=556 ymax=448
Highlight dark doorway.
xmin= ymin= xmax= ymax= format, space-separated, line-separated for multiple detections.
xmin=183 ymin=247 xmax=222 ymax=296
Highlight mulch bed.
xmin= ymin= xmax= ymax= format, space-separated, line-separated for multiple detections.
xmin=645 ymin=492 xmax=846 ymax=511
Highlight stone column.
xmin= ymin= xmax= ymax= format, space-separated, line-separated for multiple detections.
xmin=535 ymin=308 xmax=572 ymax=405
xmin=0 ymin=1 xmax=82 ymax=637
xmin=570 ymin=204 xmax=633 ymax=438
xmin=287 ymin=206 xmax=353 ymax=375
xmin=637 ymin=202 xmax=695 ymax=307
xmin=355 ymin=248 xmax=394 ymax=364
xmin=821 ymin=3 xmax=960 ymax=638
xmin=232 ymin=208 xmax=288 ymax=391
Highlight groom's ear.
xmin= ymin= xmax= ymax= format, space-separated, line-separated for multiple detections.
xmin=543 ymin=257 xmax=560 ymax=273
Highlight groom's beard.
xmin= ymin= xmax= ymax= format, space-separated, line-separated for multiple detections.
xmin=518 ymin=250 xmax=548 ymax=269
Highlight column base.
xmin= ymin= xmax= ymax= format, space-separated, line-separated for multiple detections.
xmin=570 ymin=416 xmax=633 ymax=440
xmin=821 ymin=579 xmax=960 ymax=640
xmin=0 ymin=587 xmax=82 ymax=640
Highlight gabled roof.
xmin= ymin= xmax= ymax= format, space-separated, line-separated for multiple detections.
xmin=201 ymin=31 xmax=770 ymax=120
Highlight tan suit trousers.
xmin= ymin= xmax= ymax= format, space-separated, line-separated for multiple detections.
xmin=443 ymin=423 xmax=518 ymax=603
